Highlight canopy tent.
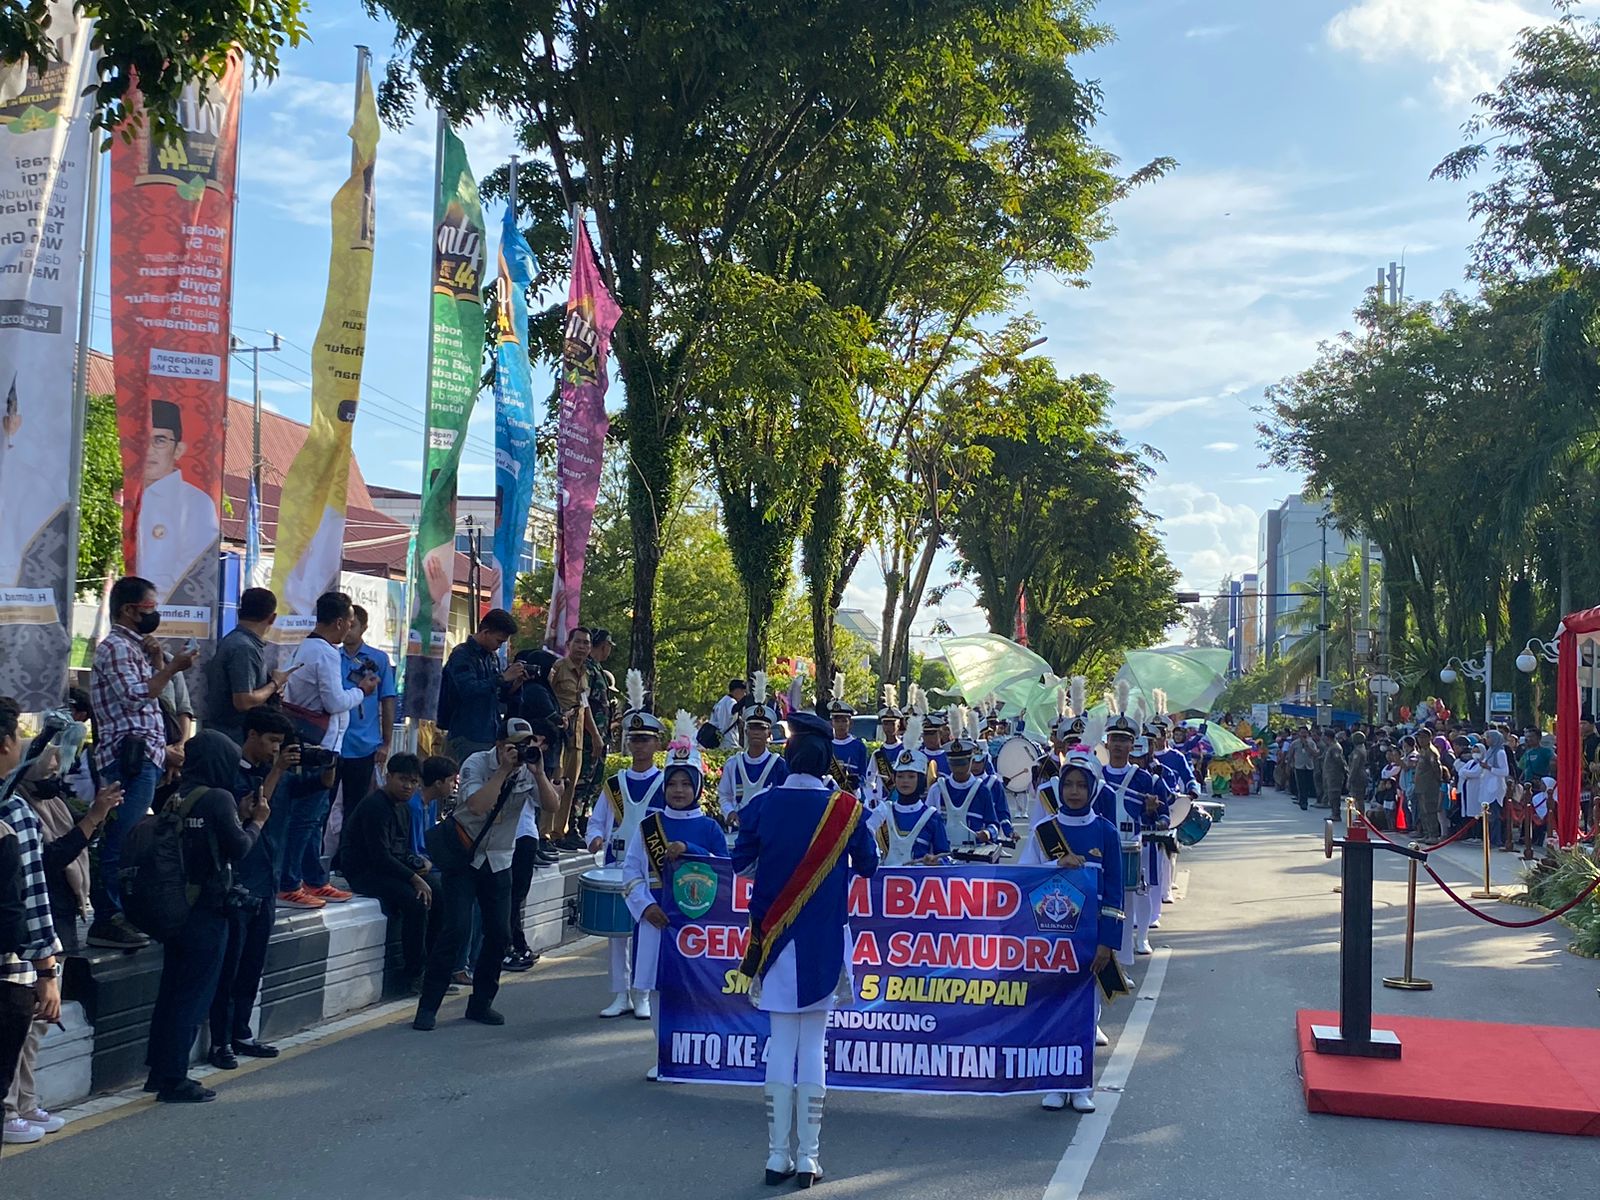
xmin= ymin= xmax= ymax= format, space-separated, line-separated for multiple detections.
xmin=1114 ymin=647 xmax=1231 ymax=716
xmin=1555 ymin=606 xmax=1600 ymax=847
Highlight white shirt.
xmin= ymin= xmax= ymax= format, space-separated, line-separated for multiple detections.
xmin=710 ymin=695 xmax=741 ymax=748
xmin=136 ymin=468 xmax=219 ymax=602
xmin=282 ymin=635 xmax=364 ymax=750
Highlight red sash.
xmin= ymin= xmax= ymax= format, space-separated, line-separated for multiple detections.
xmin=739 ymin=790 xmax=861 ymax=980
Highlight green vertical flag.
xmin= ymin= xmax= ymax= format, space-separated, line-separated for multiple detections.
xmin=404 ymin=121 xmax=486 ymax=720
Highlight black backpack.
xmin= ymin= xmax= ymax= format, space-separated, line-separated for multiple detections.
xmin=119 ymin=787 xmax=221 ymax=942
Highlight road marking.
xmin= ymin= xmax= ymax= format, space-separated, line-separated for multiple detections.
xmin=1041 ymin=946 xmax=1172 ymax=1200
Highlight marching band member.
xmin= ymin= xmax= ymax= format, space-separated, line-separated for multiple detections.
xmin=929 ymin=714 xmax=1002 ymax=852
xmin=1130 ymin=736 xmax=1177 ymax=931
xmin=919 ymin=710 xmax=951 ymax=779
xmin=733 ymin=711 xmax=878 ymax=1189
xmin=1099 ymin=715 xmax=1170 ymax=956
xmin=1020 ymin=749 xmax=1124 ymax=1113
xmin=1147 ymin=702 xmax=1200 ymax=907
xmin=974 ymin=736 xmax=1015 ymax=844
xmin=862 ymin=685 xmax=906 ymax=809
xmin=868 ymin=746 xmax=951 ymax=865
xmin=586 ymin=677 xmax=666 ymax=1019
xmin=827 ymin=672 xmax=869 ymax=794
xmin=717 ymin=672 xmax=788 ymax=828
xmin=622 ymin=720 xmax=728 ymax=1080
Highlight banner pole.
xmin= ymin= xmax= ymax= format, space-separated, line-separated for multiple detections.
xmin=65 ymin=136 xmax=102 ymax=618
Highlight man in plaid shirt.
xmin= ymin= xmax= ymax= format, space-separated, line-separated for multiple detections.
xmin=1 ymin=697 xmax=63 ymax=1151
xmin=87 ymin=576 xmax=196 ymax=949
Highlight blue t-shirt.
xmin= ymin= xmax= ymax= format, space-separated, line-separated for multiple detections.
xmin=339 ymin=641 xmax=399 ymax=758
xmin=407 ymin=790 xmax=440 ymax=858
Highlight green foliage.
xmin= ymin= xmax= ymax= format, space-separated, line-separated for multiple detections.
xmin=1 ymin=0 xmax=307 ymax=144
xmin=1522 ymin=847 xmax=1600 ymax=955
xmin=79 ymin=393 xmax=123 ymax=593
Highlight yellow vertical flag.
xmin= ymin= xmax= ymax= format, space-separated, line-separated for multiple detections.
xmin=271 ymin=66 xmax=380 ymax=616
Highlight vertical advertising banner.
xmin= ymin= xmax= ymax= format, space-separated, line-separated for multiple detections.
xmin=492 ymin=201 xmax=537 ymax=609
xmin=0 ymin=2 xmax=94 ymax=709
xmin=109 ymin=60 xmax=243 ymax=654
xmin=271 ymin=67 xmax=380 ymax=624
xmin=404 ymin=123 xmax=485 ymax=720
xmin=544 ymin=220 xmax=617 ymax=645
xmin=654 ymin=863 xmax=1100 ymax=1094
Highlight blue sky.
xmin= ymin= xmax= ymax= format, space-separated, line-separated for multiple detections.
xmin=84 ymin=0 xmax=1553 ymax=642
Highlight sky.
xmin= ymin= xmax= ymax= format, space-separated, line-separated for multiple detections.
xmin=82 ymin=0 xmax=1555 ymax=646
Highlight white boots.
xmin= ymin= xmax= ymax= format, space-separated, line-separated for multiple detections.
xmin=633 ymin=991 xmax=652 ymax=1020
xmin=764 ymin=1083 xmax=795 ymax=1184
xmin=599 ymin=991 xmax=633 ymax=1018
xmin=1042 ymin=1090 xmax=1097 ymax=1113
xmin=795 ymin=1083 xmax=826 ymax=1188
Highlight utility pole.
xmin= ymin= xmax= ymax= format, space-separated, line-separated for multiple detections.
xmin=1318 ymin=513 xmax=1329 ymax=700
xmin=230 ymin=332 xmax=282 ymax=581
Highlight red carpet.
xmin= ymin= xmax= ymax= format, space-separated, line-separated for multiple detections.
xmin=1297 ymin=1010 xmax=1600 ymax=1136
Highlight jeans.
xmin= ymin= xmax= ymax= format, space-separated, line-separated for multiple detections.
xmin=280 ymin=786 xmax=331 ymax=892
xmin=146 ymin=907 xmax=230 ymax=1090
xmin=90 ymin=756 xmax=162 ymax=920
xmin=210 ymin=894 xmax=276 ymax=1048
xmin=419 ymin=861 xmax=511 ymax=1017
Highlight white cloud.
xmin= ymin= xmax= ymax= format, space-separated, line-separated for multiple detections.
xmin=1185 ymin=25 xmax=1239 ymax=41
xmin=1204 ymin=441 xmax=1239 ymax=452
xmin=1146 ymin=482 xmax=1261 ymax=589
xmin=1325 ymin=0 xmax=1550 ymax=104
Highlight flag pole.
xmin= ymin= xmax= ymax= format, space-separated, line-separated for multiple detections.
xmin=65 ymin=130 xmax=102 ymax=620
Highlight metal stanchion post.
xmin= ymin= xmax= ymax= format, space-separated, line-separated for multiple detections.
xmin=1383 ymin=843 xmax=1434 ymax=992
xmin=1471 ymin=807 xmax=1498 ymax=900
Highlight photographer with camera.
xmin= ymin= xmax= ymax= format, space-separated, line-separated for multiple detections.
xmin=413 ymin=717 xmax=559 ymax=1031
xmin=87 ymin=575 xmax=198 ymax=949
xmin=142 ymin=731 xmax=269 ymax=1104
xmin=278 ymin=591 xmax=376 ymax=909
xmin=343 ymin=753 xmax=436 ymax=992
xmin=207 ymin=707 xmax=306 ymax=1070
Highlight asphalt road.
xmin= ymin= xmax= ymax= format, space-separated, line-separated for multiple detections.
xmin=6 ymin=789 xmax=1595 ymax=1199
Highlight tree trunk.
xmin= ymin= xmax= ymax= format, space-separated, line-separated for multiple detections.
xmin=1509 ymin=573 xmax=1535 ymax=729
xmin=802 ymin=460 xmax=845 ymax=713
xmin=616 ymin=341 xmax=677 ymax=695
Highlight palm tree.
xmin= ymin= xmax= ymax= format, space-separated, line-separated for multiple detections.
xmin=1274 ymin=552 xmax=1381 ymax=709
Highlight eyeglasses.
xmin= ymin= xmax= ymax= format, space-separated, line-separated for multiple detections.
xmin=150 ymin=433 xmax=178 ymax=449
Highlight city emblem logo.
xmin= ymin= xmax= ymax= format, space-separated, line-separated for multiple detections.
xmin=673 ymin=863 xmax=719 ymax=919
xmin=1027 ymin=873 xmax=1086 ymax=934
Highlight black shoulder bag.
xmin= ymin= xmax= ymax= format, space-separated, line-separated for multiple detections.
xmin=426 ymin=770 xmax=517 ymax=872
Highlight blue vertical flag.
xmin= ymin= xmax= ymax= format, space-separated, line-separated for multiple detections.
xmin=245 ymin=475 xmax=261 ymax=584
xmin=492 ymin=202 xmax=539 ymax=609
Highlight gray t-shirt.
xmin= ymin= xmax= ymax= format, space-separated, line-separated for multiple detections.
xmin=205 ymin=626 xmax=267 ymax=741
xmin=455 ymin=749 xmax=540 ymax=872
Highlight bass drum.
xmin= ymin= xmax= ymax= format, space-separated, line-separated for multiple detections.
xmin=995 ymin=735 xmax=1040 ymax=794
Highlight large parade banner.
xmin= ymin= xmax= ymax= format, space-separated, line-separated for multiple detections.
xmin=544 ymin=220 xmax=616 ymax=644
xmin=0 ymin=2 xmax=93 ymax=710
xmin=109 ymin=60 xmax=243 ymax=657
xmin=655 ymin=863 xmax=1100 ymax=1094
xmin=492 ymin=200 xmax=537 ymax=608
xmin=270 ymin=64 xmax=380 ymax=625
xmin=404 ymin=123 xmax=485 ymax=719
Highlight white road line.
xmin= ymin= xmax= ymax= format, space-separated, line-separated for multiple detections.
xmin=1042 ymin=946 xmax=1172 ymax=1200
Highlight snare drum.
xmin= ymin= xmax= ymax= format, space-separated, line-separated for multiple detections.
xmin=1120 ymin=838 xmax=1143 ymax=891
xmin=577 ymin=867 xmax=634 ymax=937
xmin=1194 ymin=799 xmax=1225 ymax=824
xmin=1175 ymin=806 xmax=1213 ymax=847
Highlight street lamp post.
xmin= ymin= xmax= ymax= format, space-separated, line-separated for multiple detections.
xmin=1438 ymin=642 xmax=1493 ymax=727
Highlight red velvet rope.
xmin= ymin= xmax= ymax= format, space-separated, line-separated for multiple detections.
xmin=1421 ymin=865 xmax=1600 ymax=930
xmin=1354 ymin=809 xmax=1476 ymax=852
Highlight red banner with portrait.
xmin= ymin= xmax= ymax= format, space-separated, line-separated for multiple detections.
xmin=109 ymin=61 xmax=242 ymax=643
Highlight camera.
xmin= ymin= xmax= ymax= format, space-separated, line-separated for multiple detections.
xmin=517 ymin=741 xmax=544 ymax=766
xmin=299 ymin=746 xmax=337 ymax=771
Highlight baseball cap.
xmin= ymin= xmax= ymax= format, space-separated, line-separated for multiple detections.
xmin=500 ymin=717 xmax=535 ymax=743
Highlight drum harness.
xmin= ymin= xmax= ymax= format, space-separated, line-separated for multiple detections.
xmin=932 ymin=775 xmax=985 ymax=848
xmin=882 ymin=804 xmax=937 ymax=866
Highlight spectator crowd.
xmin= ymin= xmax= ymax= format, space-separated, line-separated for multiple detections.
xmin=0 ymin=574 xmax=622 ymax=1144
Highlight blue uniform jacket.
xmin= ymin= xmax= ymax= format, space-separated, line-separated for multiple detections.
xmin=1155 ymin=746 xmax=1199 ymax=796
xmin=830 ymin=737 xmax=869 ymax=783
xmin=1037 ymin=809 xmax=1125 ymax=951
xmin=732 ymin=780 xmax=878 ymax=1008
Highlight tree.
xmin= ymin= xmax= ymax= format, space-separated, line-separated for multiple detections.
xmin=1186 ymin=578 xmax=1231 ymax=649
xmin=78 ymin=393 xmax=123 ymax=592
xmin=2 ymin=0 xmax=306 ymax=144
xmin=1272 ymin=552 xmax=1381 ymax=710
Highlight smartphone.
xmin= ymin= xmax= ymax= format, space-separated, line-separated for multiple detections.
xmin=184 ymin=638 xmax=199 ymax=655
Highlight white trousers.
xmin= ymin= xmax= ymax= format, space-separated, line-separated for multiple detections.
xmin=765 ymin=1010 xmax=829 ymax=1087
xmin=610 ymin=934 xmax=631 ymax=993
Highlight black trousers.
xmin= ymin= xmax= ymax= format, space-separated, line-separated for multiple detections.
xmin=508 ymin=835 xmax=541 ymax=955
xmin=146 ymin=908 xmax=229 ymax=1089
xmin=352 ymin=872 xmax=436 ymax=978
xmin=1293 ymin=768 xmax=1316 ymax=809
xmin=418 ymin=861 xmax=510 ymax=1018
xmin=330 ymin=754 xmax=377 ymax=867
xmin=0 ymin=980 xmax=34 ymax=1151
xmin=210 ymin=893 xmax=276 ymax=1048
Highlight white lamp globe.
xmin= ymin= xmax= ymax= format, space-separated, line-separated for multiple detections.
xmin=1516 ymin=652 xmax=1539 ymax=674
xmin=1439 ymin=667 xmax=1458 ymax=685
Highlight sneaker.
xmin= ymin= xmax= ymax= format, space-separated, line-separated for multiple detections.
xmin=86 ymin=914 xmax=150 ymax=949
xmin=502 ymin=950 xmax=535 ymax=973
xmin=557 ymin=831 xmax=587 ymax=851
xmin=18 ymin=1108 xmax=65 ymax=1134
xmin=277 ymin=888 xmax=326 ymax=910
xmin=464 ymin=1006 xmax=506 ymax=1026
xmin=305 ymin=883 xmax=353 ymax=903
xmin=413 ymin=1010 xmax=437 ymax=1032
xmin=208 ymin=1046 xmax=238 ymax=1070
xmin=1069 ymin=1092 xmax=1097 ymax=1113
xmin=451 ymin=969 xmax=474 ymax=987
xmin=233 ymin=1040 xmax=279 ymax=1059
xmin=3 ymin=1117 xmax=44 ymax=1144
xmin=156 ymin=1080 xmax=217 ymax=1104
xmin=534 ymin=845 xmax=562 ymax=865
xmin=1040 ymin=1092 xmax=1066 ymax=1112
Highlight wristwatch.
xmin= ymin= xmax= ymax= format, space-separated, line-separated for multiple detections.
xmin=36 ymin=965 xmax=59 ymax=980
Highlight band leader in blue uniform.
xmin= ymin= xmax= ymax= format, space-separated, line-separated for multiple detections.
xmin=733 ymin=711 xmax=878 ymax=1189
